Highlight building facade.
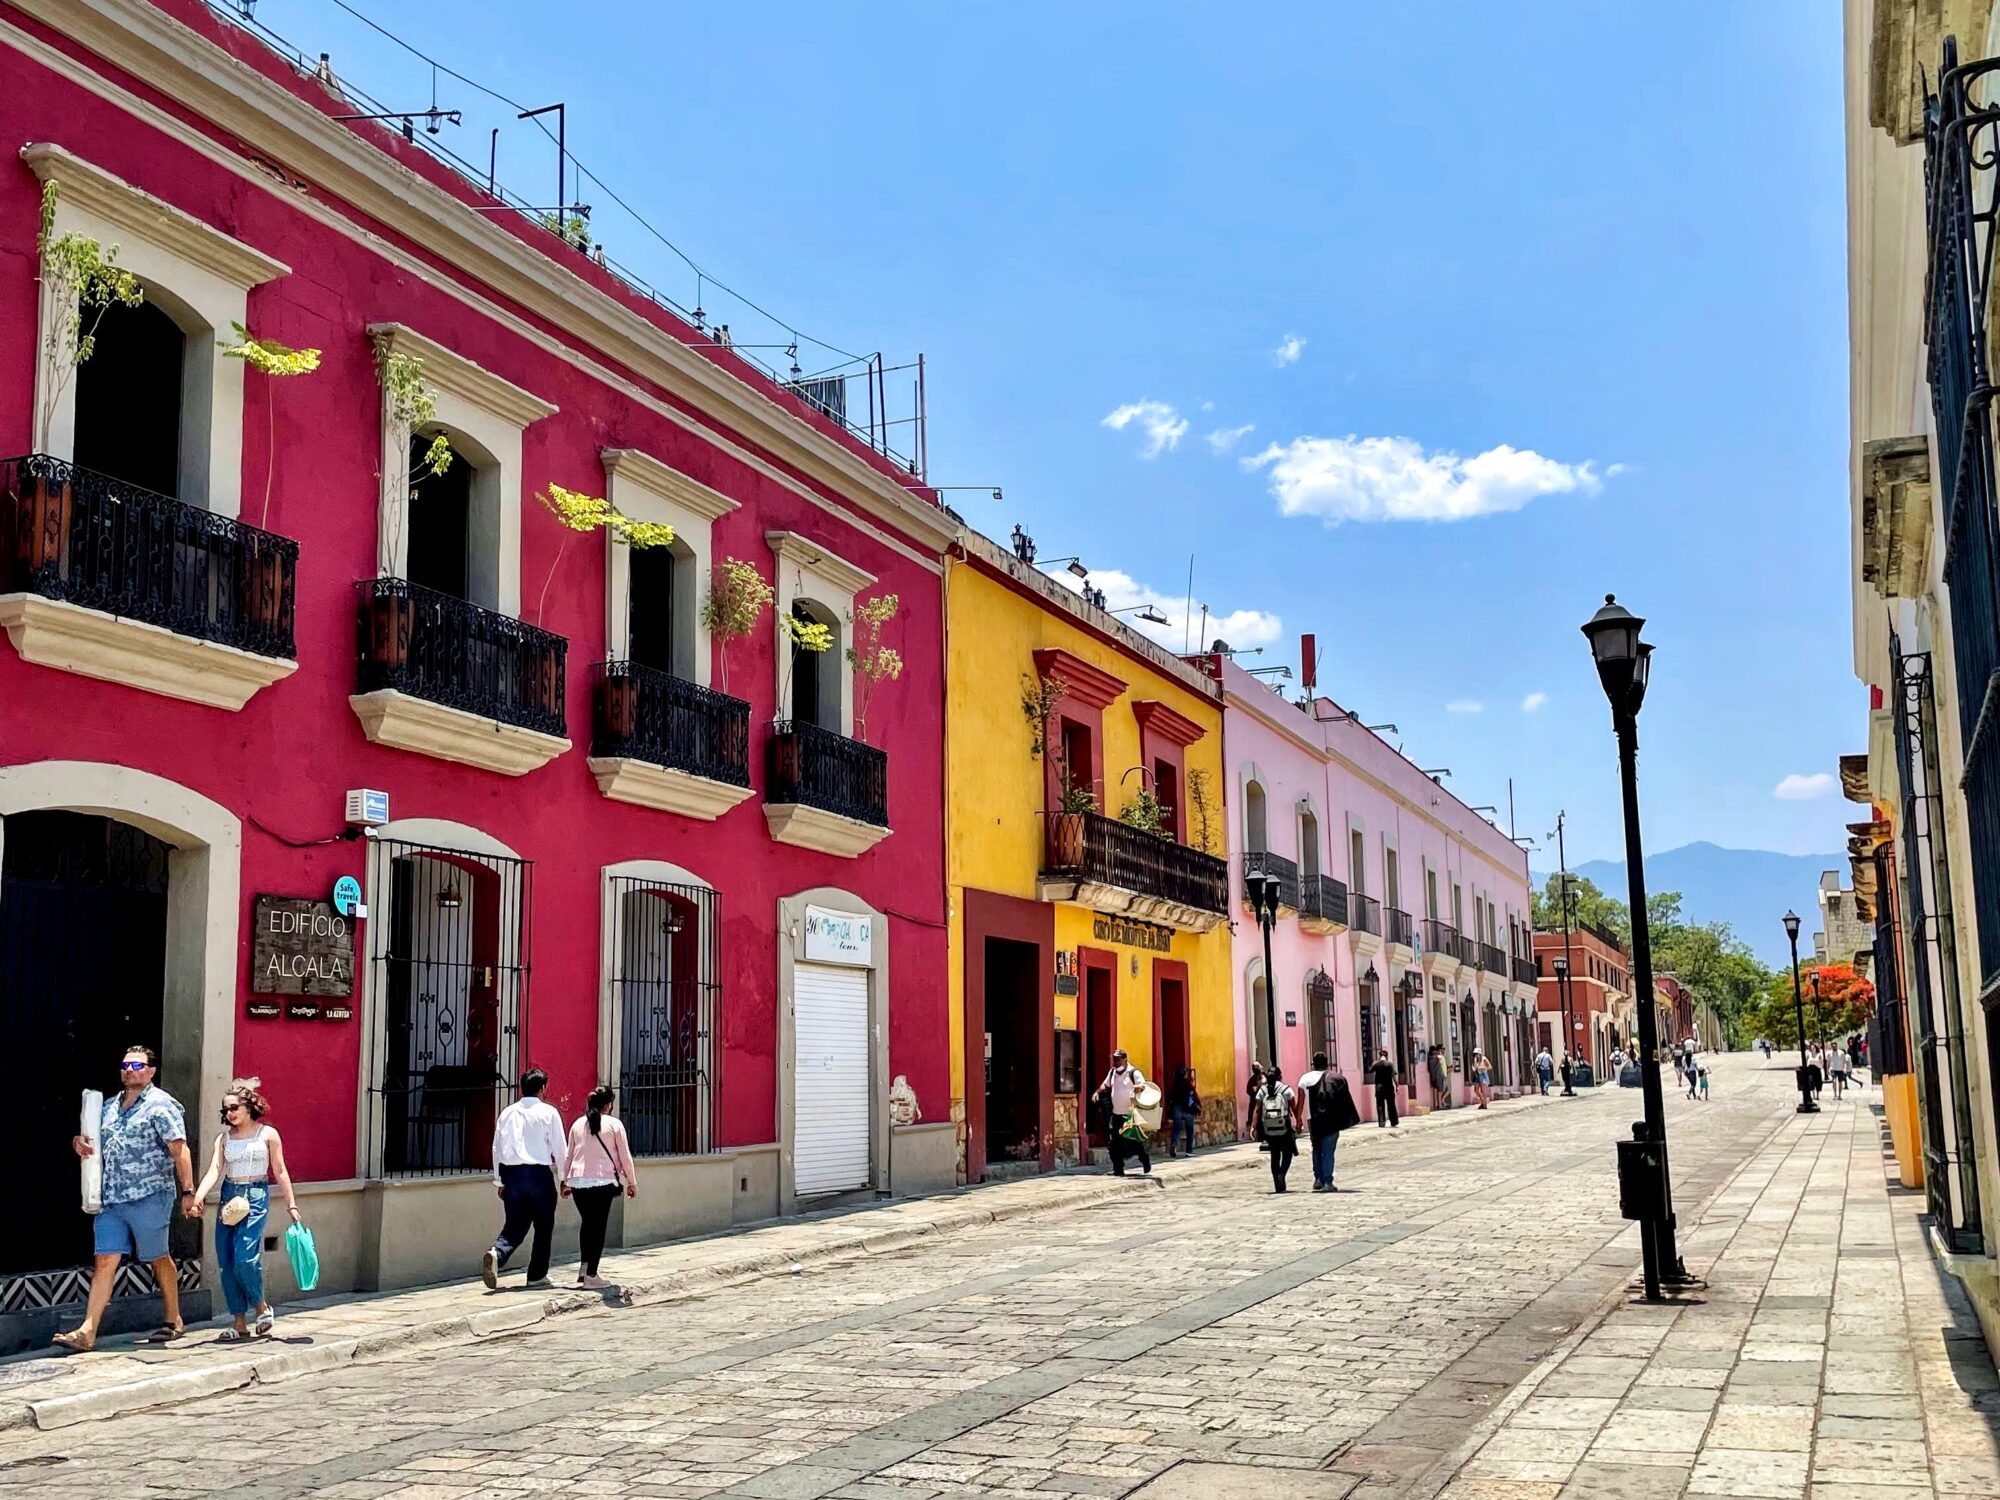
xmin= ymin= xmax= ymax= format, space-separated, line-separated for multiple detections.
xmin=1533 ymin=923 xmax=1629 ymax=1078
xmin=945 ymin=529 xmax=1233 ymax=1178
xmin=0 ymin=0 xmax=956 ymax=1349
xmin=1843 ymin=0 xmax=2000 ymax=1347
xmin=1218 ymin=658 xmax=1537 ymax=1117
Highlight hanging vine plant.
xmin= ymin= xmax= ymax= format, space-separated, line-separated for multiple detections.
xmin=221 ymin=321 xmax=321 ymax=529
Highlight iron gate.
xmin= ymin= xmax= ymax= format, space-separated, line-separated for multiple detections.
xmin=365 ymin=838 xmax=533 ymax=1178
xmin=1307 ymin=968 xmax=1337 ymax=1063
xmin=608 ymin=876 xmax=717 ymax=1157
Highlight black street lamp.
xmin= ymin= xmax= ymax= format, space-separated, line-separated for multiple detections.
xmin=1582 ymin=594 xmax=1689 ymax=1301
xmin=1245 ymin=868 xmax=1282 ymax=1069
xmin=1553 ymin=953 xmax=1577 ymax=1095
xmin=1782 ymin=910 xmax=1817 ymax=1114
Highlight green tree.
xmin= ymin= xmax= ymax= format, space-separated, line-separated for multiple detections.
xmin=1653 ymin=918 xmax=1769 ymax=1047
xmin=1531 ymin=873 xmax=1630 ymax=941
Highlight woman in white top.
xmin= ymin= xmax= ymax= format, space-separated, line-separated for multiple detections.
xmin=191 ymin=1078 xmax=300 ymax=1340
xmin=562 ymin=1085 xmax=637 ymax=1289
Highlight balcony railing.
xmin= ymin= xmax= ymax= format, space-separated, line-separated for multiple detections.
xmin=1454 ymin=934 xmax=1479 ymax=967
xmin=1242 ymin=849 xmax=1300 ymax=910
xmin=1421 ymin=918 xmax=1457 ymax=958
xmin=357 ymin=577 xmax=567 ymax=737
xmin=1349 ymin=892 xmax=1381 ymax=936
xmin=1386 ymin=907 xmax=1415 ymax=948
xmin=592 ymin=661 xmax=750 ymax=787
xmin=1043 ymin=810 xmax=1228 ymax=916
xmin=1512 ymin=955 xmax=1539 ymax=986
xmin=1479 ymin=942 xmax=1507 ymax=975
xmin=1 ymin=452 xmax=297 ymax=658
xmin=767 ymin=719 xmax=888 ymax=826
xmin=1299 ymin=873 xmax=1349 ymax=928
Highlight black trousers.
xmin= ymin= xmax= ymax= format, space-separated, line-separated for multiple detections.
xmin=571 ymin=1184 xmax=617 ymax=1276
xmin=1267 ymin=1131 xmax=1296 ymax=1191
xmin=1375 ymin=1088 xmax=1399 ymax=1127
xmin=494 ymin=1163 xmax=557 ymax=1281
xmin=1108 ymin=1113 xmax=1151 ymax=1174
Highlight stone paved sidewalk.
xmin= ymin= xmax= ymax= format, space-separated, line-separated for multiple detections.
xmin=0 ymin=1074 xmax=1560 ymax=1434
xmin=1424 ymin=1085 xmax=2000 ymax=1500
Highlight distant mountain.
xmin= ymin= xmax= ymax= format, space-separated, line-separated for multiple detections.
xmin=1534 ymin=842 xmax=1846 ymax=968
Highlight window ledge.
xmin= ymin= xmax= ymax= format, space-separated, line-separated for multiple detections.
xmin=1297 ymin=914 xmax=1348 ymax=937
xmin=349 ymin=689 xmax=569 ymax=776
xmin=1349 ymin=930 xmax=1385 ymax=960
xmin=0 ymin=593 xmax=296 ymax=709
xmin=763 ymin=801 xmax=891 ymax=858
xmin=588 ymin=756 xmax=754 ymax=821
xmin=1034 ymin=877 xmax=1224 ymax=935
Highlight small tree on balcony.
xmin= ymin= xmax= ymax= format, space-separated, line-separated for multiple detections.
xmin=846 ymin=592 xmax=904 ymax=745
xmin=373 ymin=343 xmax=455 ymax=579
xmin=1019 ymin=671 xmax=1067 ymax=760
xmin=34 ymin=181 xmax=142 ymax=455
xmin=1118 ymin=786 xmax=1165 ymax=837
xmin=531 ymin=483 xmax=673 ymax=623
xmin=699 ymin=557 xmax=773 ymax=693
xmin=1186 ymin=768 xmax=1216 ymax=854
xmin=777 ymin=608 xmax=834 ymax=723
xmin=221 ymin=322 xmax=321 ymax=528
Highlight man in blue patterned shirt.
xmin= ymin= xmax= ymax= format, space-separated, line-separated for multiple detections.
xmin=53 ymin=1046 xmax=195 ymax=1352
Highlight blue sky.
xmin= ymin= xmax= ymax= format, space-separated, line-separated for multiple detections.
xmin=259 ymin=0 xmax=1852 ymax=870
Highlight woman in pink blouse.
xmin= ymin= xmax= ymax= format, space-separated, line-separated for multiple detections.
xmin=561 ymin=1085 xmax=636 ymax=1288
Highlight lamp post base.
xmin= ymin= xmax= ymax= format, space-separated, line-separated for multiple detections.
xmin=1795 ymin=1065 xmax=1819 ymax=1114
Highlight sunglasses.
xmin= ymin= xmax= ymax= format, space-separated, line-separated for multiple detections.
xmin=120 ymin=1061 xmax=151 ymax=1072
xmin=219 ymin=1104 xmax=246 ymax=1121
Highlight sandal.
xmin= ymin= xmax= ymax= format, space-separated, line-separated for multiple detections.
xmin=138 ymin=1323 xmax=184 ymax=1345
xmin=216 ymin=1328 xmax=253 ymax=1344
xmin=254 ymin=1310 xmax=275 ymax=1337
xmin=49 ymin=1329 xmax=94 ymax=1354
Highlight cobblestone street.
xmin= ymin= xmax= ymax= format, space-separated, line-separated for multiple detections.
xmin=0 ymin=1055 xmax=1944 ymax=1499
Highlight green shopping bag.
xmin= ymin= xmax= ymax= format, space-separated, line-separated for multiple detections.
xmin=284 ymin=1221 xmax=320 ymax=1292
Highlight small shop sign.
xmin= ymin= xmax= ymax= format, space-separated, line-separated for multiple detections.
xmin=251 ymin=895 xmax=354 ymax=999
xmin=804 ymin=905 xmax=873 ymax=965
xmin=1090 ymin=914 xmax=1174 ymax=952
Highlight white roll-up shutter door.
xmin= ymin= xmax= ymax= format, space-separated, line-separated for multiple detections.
xmin=792 ymin=961 xmax=871 ymax=1196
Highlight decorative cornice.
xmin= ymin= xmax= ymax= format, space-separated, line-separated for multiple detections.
xmin=0 ymin=593 xmax=295 ymax=709
xmin=762 ymin=801 xmax=892 ymax=858
xmin=588 ymin=756 xmax=755 ymax=821
xmin=1133 ymin=699 xmax=1205 ymax=748
xmin=348 ymin=689 xmax=569 ymax=776
xmin=15 ymin=0 xmax=955 ymax=555
xmin=766 ymin=530 xmax=876 ymax=597
xmin=602 ymin=449 xmax=740 ymax=523
xmin=22 ymin=141 xmax=289 ymax=288
xmin=367 ymin=323 xmax=557 ymax=430
xmin=1032 ymin=647 xmax=1126 ymax=711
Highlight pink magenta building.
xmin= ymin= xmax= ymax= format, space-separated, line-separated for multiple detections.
xmin=1216 ymin=655 xmax=1538 ymax=1122
xmin=0 ymin=0 xmax=955 ymax=1347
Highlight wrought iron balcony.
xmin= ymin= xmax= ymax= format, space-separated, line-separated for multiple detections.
xmin=1242 ymin=849 xmax=1300 ymax=913
xmin=1512 ymin=955 xmax=1539 ymax=986
xmin=1 ymin=452 xmax=297 ymax=658
xmin=1349 ymin=892 xmax=1381 ymax=936
xmin=766 ymin=719 xmax=888 ymax=827
xmin=1385 ymin=906 xmax=1415 ymax=949
xmin=356 ymin=577 xmax=567 ymax=737
xmin=1422 ymin=918 xmax=1458 ymax=959
xmin=1454 ymin=934 xmax=1478 ymax=966
xmin=1042 ymin=810 xmax=1228 ymax=924
xmin=1479 ymin=942 xmax=1507 ymax=975
xmin=593 ymin=661 xmax=750 ymax=787
xmin=1298 ymin=873 xmax=1349 ymax=933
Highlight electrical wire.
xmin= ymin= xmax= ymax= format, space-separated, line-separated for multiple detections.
xmin=250 ymin=815 xmax=363 ymax=849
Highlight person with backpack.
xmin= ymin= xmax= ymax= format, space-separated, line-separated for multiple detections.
xmin=1535 ymin=1045 xmax=1554 ymax=1096
xmin=1371 ymin=1049 xmax=1400 ymax=1127
xmin=1255 ymin=1064 xmax=1301 ymax=1192
xmin=1296 ymin=1052 xmax=1361 ymax=1192
xmin=1091 ymin=1050 xmax=1151 ymax=1176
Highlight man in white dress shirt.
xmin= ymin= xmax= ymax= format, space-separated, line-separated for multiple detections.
xmin=483 ymin=1067 xmax=565 ymax=1290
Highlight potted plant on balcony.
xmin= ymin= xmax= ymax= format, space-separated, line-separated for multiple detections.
xmin=768 ymin=608 xmax=835 ymax=792
xmin=846 ymin=592 xmax=903 ymax=745
xmin=1118 ymin=785 xmax=1165 ymax=837
xmin=20 ymin=181 xmax=141 ymax=576
xmin=221 ymin=322 xmax=320 ymax=636
xmin=531 ymin=482 xmax=673 ymax=723
xmin=1048 ymin=750 xmax=1096 ymax=869
xmin=368 ymin=344 xmax=455 ymax=672
xmin=698 ymin=556 xmax=773 ymax=695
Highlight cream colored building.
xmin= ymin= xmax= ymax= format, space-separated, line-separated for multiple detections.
xmin=1845 ymin=0 xmax=2000 ymax=1342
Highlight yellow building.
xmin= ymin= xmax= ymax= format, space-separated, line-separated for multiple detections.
xmin=946 ymin=528 xmax=1235 ymax=1180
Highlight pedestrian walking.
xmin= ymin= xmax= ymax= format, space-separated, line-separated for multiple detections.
xmin=1167 ymin=1065 xmax=1201 ymax=1158
xmin=1558 ymin=1050 xmax=1573 ymax=1092
xmin=1535 ymin=1046 xmax=1554 ymax=1096
xmin=1371 ymin=1049 xmax=1400 ymax=1128
xmin=1246 ymin=1063 xmax=1268 ymax=1149
xmin=1255 ymin=1065 xmax=1301 ymax=1192
xmin=1683 ymin=1052 xmax=1699 ymax=1101
xmin=563 ymin=1084 xmax=636 ymax=1289
xmin=1427 ymin=1045 xmax=1450 ymax=1110
xmin=1697 ymin=1063 xmax=1711 ymax=1101
xmin=190 ymin=1078 xmax=301 ymax=1340
xmin=55 ymin=1046 xmax=197 ymax=1352
xmin=1471 ymin=1049 xmax=1492 ymax=1109
xmin=1296 ymin=1052 xmax=1361 ymax=1191
xmin=1092 ymin=1049 xmax=1151 ymax=1176
xmin=1829 ymin=1043 xmax=1852 ymax=1100
xmin=483 ymin=1067 xmax=565 ymax=1291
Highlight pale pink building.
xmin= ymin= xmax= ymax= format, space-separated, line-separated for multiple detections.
xmin=1216 ymin=656 xmax=1538 ymax=1122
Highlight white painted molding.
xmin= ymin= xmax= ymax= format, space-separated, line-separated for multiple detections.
xmin=588 ymin=756 xmax=755 ymax=821
xmin=348 ymin=689 xmax=570 ymax=776
xmin=0 ymin=593 xmax=296 ymax=708
xmin=766 ymin=531 xmax=876 ymax=597
xmin=762 ymin=801 xmax=891 ymax=858
xmin=602 ymin=449 xmax=741 ymax=522
xmin=367 ymin=322 xmax=557 ymax=429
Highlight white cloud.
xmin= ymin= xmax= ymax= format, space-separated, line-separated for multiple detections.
xmin=1521 ymin=691 xmax=1548 ymax=713
xmin=1050 ymin=567 xmax=1281 ymax=653
xmin=1243 ymin=434 xmax=1606 ymax=523
xmin=1273 ymin=332 xmax=1307 ymax=367
xmin=1101 ymin=400 xmax=1189 ymax=458
xmin=1206 ymin=423 xmax=1256 ymax=455
xmin=1774 ymin=772 xmax=1837 ymax=801
xmin=1446 ymin=699 xmax=1484 ymax=715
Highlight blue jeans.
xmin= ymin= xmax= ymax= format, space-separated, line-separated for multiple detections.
xmin=1170 ymin=1108 xmax=1196 ymax=1155
xmin=1310 ymin=1132 xmax=1339 ymax=1188
xmin=216 ymin=1183 xmax=269 ymax=1317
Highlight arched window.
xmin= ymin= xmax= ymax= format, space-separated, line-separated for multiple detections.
xmin=1299 ymin=807 xmax=1321 ymax=881
xmin=73 ymin=299 xmax=186 ymax=498
xmin=1245 ymin=779 xmax=1268 ymax=854
xmin=628 ymin=534 xmax=697 ymax=678
xmin=407 ymin=430 xmax=474 ymax=600
xmin=789 ymin=599 xmax=841 ymax=730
